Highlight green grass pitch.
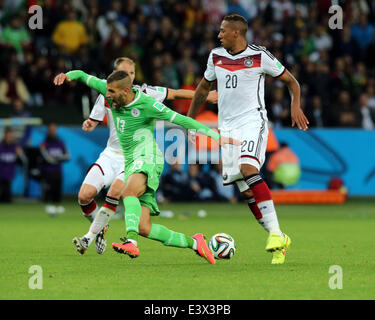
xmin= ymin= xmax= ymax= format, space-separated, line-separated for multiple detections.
xmin=0 ymin=199 xmax=374 ymax=300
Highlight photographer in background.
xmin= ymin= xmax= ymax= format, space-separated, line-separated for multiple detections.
xmin=39 ymin=122 xmax=70 ymax=215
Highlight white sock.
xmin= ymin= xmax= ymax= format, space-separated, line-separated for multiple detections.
xmin=84 ymin=207 xmax=115 ymax=245
xmin=127 ymin=239 xmax=138 ymax=247
xmin=257 ymin=200 xmax=283 ymax=237
xmin=192 ymin=239 xmax=197 ymax=251
xmin=83 ymin=233 xmax=95 ymax=246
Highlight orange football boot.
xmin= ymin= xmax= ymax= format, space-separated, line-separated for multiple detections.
xmin=193 ymin=233 xmax=216 ymax=265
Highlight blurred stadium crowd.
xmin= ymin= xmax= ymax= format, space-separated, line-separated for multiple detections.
xmin=0 ymin=0 xmax=375 ymax=129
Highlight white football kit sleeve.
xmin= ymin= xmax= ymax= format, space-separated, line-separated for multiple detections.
xmin=82 ymin=83 xmax=168 ymax=192
xmin=133 ymin=83 xmax=168 ymax=103
xmin=204 ymin=45 xmax=285 ymax=190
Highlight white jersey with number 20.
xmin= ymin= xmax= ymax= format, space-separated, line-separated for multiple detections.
xmin=204 ymin=44 xmax=285 ymax=130
xmin=204 ymin=44 xmax=285 ymax=186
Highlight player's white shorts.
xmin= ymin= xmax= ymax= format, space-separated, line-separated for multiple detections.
xmin=220 ymin=109 xmax=268 ymax=192
xmin=82 ymin=147 xmax=125 ymax=193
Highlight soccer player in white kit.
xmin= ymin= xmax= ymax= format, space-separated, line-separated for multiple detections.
xmin=56 ymin=57 xmax=218 ymax=254
xmin=187 ymin=14 xmax=309 ymax=264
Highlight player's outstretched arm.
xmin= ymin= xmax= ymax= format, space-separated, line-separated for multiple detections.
xmin=171 ymin=112 xmax=241 ymax=147
xmin=185 ymin=77 xmax=214 ymax=144
xmin=53 ymin=70 xmax=107 ymax=97
xmin=277 ymin=69 xmax=309 ymax=131
xmin=186 ymin=77 xmax=213 ymax=118
xmin=167 ymin=88 xmax=218 ymax=104
xmin=149 ymin=100 xmax=239 ymax=146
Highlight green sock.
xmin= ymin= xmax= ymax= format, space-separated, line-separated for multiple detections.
xmin=147 ymin=224 xmax=194 ymax=249
xmin=123 ymin=196 xmax=141 ymax=242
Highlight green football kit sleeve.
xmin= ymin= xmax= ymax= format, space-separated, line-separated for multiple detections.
xmin=66 ymin=70 xmax=107 ymax=96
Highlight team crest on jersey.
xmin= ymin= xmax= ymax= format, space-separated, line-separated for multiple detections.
xmin=244 ymin=58 xmax=253 ymax=67
xmin=131 ymin=108 xmax=140 ymax=117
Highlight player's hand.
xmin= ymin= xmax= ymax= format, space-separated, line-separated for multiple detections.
xmin=207 ymin=90 xmax=218 ymax=104
xmin=53 ymin=73 xmax=71 ymax=86
xmin=187 ymin=129 xmax=196 ymax=144
xmin=291 ymin=105 xmax=309 ymax=131
xmin=218 ymin=136 xmax=242 ymax=148
xmin=82 ymin=119 xmax=97 ymax=132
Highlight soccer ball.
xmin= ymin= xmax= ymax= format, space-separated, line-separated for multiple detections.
xmin=208 ymin=233 xmax=236 ymax=260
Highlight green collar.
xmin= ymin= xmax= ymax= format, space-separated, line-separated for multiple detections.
xmin=123 ymin=88 xmax=140 ymax=109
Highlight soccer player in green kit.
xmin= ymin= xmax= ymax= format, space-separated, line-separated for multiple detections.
xmin=56 ymin=69 xmax=240 ymax=264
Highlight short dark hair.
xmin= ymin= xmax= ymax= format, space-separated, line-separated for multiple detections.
xmin=107 ymin=70 xmax=130 ymax=83
xmin=223 ymin=14 xmax=248 ymax=36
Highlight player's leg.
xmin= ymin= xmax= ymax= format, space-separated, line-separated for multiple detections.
xmin=236 ymin=112 xmax=284 ymax=236
xmin=91 ymin=150 xmax=126 ymax=224
xmin=240 ymin=162 xmax=291 ymax=264
xmin=89 ymin=177 xmax=124 ymax=254
xmin=136 ymin=206 xmax=214 ymax=264
xmin=84 ymin=151 xmax=126 ymax=253
xmin=76 ymin=176 xmax=123 ymax=248
xmin=240 ymin=164 xmax=283 ymax=236
xmin=78 ymin=164 xmax=104 ymax=222
xmin=236 ymin=179 xmax=285 ymax=243
xmin=111 ymin=171 xmax=215 ymax=264
xmin=73 ymin=159 xmax=115 ymax=254
xmin=234 ymin=181 xmax=262 ymax=221
xmin=138 ymin=206 xmax=195 ymax=248
xmin=221 ymin=128 xmax=263 ymax=221
xmin=226 ymin=113 xmax=290 ymax=264
xmin=111 ymin=173 xmax=147 ymax=258
xmin=122 ymin=172 xmax=147 ymax=242
xmin=95 ymin=175 xmax=124 ymax=221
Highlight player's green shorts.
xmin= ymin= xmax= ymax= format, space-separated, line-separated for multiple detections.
xmin=123 ymin=159 xmax=164 ymax=216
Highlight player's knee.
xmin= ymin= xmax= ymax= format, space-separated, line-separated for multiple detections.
xmin=107 ymin=187 xmax=122 ymax=200
xmin=122 ymin=186 xmax=146 ymax=198
xmin=240 ymin=164 xmax=259 ymax=178
xmin=78 ymin=190 xmax=95 ymax=204
xmin=122 ymin=190 xmax=139 ymax=198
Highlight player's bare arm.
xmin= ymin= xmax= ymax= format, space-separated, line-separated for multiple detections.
xmin=218 ymin=135 xmax=241 ymax=147
xmin=170 ymin=109 xmax=240 ymax=147
xmin=82 ymin=119 xmax=99 ymax=132
xmin=277 ymin=69 xmax=309 ymax=131
xmin=187 ymin=77 xmax=213 ymax=118
xmin=54 ymin=73 xmax=71 ymax=85
xmin=167 ymin=88 xmax=218 ymax=104
xmin=185 ymin=77 xmax=214 ymax=143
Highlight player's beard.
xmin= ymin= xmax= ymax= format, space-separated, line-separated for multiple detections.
xmin=114 ymin=95 xmax=126 ymax=108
